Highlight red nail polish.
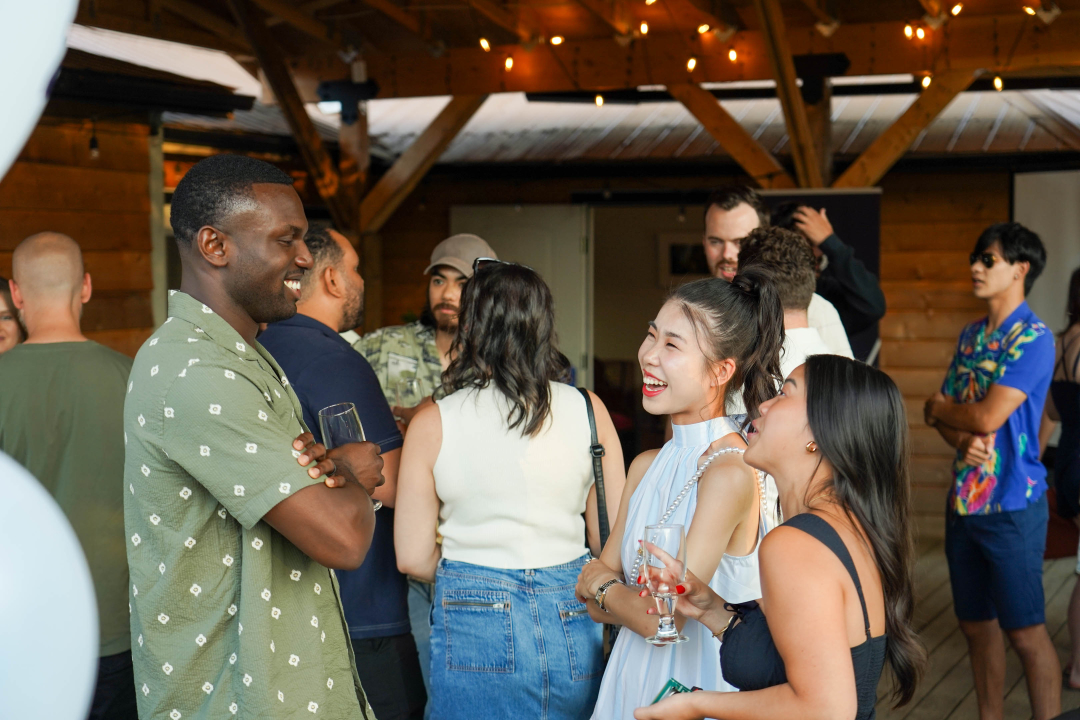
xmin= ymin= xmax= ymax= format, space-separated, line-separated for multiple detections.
xmin=637 ymin=575 xmax=643 ymax=584
xmin=676 ymin=585 xmax=686 ymax=594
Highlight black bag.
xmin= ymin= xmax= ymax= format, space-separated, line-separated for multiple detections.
xmin=577 ymin=388 xmax=620 ymax=655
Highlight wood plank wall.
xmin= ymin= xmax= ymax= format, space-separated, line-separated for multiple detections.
xmin=877 ymin=171 xmax=1010 ymax=539
xmin=0 ymin=119 xmax=155 ymax=356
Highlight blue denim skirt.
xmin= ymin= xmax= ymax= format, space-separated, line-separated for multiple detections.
xmin=429 ymin=554 xmax=603 ymax=720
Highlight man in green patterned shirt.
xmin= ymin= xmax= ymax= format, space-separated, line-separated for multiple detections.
xmin=352 ymin=234 xmax=496 ymax=424
xmin=125 ymin=154 xmax=384 ymax=719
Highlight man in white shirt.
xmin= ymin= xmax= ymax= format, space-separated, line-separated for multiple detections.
xmin=739 ymin=226 xmax=835 ymax=379
xmin=702 ymin=185 xmax=853 ymax=359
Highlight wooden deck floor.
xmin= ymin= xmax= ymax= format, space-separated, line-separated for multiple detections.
xmin=875 ymin=540 xmax=1079 ymax=720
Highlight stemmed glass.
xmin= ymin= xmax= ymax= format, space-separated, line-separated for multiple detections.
xmin=642 ymin=523 xmax=689 ymax=645
xmin=318 ymin=402 xmax=381 ymax=511
xmin=395 ymin=378 xmax=424 ymax=409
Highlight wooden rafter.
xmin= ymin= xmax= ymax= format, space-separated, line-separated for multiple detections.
xmin=159 ymin=0 xmax=251 ymax=49
xmin=458 ymin=0 xmax=532 ymax=43
xmin=753 ymin=0 xmax=821 ymax=187
xmin=228 ymin=0 xmax=354 ymax=231
xmin=797 ymin=0 xmax=835 ymax=26
xmin=574 ymin=0 xmax=631 ymax=36
xmin=246 ymin=0 xmax=351 ymax=51
xmin=360 ymin=95 xmax=487 ymax=234
xmin=667 ymin=83 xmax=796 ymax=189
xmin=833 ymin=68 xmax=977 ymax=188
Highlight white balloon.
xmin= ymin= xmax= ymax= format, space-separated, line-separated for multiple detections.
xmin=0 ymin=451 xmax=98 ymax=720
xmin=0 ymin=0 xmax=79 ymax=179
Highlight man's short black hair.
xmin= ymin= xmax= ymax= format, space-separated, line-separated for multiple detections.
xmin=304 ymin=227 xmax=345 ymax=272
xmin=170 ymin=154 xmax=295 ymax=246
xmin=769 ymin=201 xmax=800 ymax=232
xmin=738 ymin=226 xmax=817 ymax=311
xmin=973 ymin=222 xmax=1046 ymax=295
xmin=704 ymin=185 xmax=771 ymax=228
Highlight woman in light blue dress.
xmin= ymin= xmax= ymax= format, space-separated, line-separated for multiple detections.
xmin=576 ymin=269 xmax=785 ymax=718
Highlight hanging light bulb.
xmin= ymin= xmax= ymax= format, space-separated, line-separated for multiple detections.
xmin=697 ymin=23 xmax=710 ymax=34
xmin=904 ymin=24 xmax=914 ymax=38
xmin=595 ymin=94 xmax=604 ymax=107
xmin=728 ymin=47 xmax=737 ymax=62
xmin=640 ymin=21 xmax=648 ymax=34
xmin=950 ymin=3 xmax=962 ymax=15
xmin=921 ymin=75 xmax=932 ymax=88
xmin=686 ymin=56 xmax=697 ymax=72
xmin=479 ymin=37 xmax=491 ymax=51
xmin=915 ymin=26 xmax=925 ymax=39
xmin=1022 ymin=5 xmax=1036 ymax=14
xmin=644 ymin=0 xmax=656 ymax=5
xmin=504 ymin=56 xmax=513 ymax=71
xmin=550 ymin=35 xmax=564 ymax=45
xmin=993 ymin=75 xmax=1004 ymax=91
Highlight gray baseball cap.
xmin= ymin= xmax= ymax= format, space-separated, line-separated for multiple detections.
xmin=423 ymin=234 xmax=498 ymax=278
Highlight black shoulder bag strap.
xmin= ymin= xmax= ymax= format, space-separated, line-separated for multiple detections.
xmin=578 ymin=387 xmax=620 ymax=659
xmin=577 ymin=387 xmax=610 ymax=548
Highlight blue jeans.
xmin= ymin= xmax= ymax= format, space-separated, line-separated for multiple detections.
xmin=430 ymin=554 xmax=603 ymax=720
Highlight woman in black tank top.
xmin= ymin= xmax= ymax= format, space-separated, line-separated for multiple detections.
xmin=634 ymin=356 xmax=926 ymax=720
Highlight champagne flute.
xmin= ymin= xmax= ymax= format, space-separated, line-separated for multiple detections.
xmin=643 ymin=523 xmax=689 ymax=645
xmin=318 ymin=402 xmax=381 ymax=511
xmin=395 ymin=378 xmax=424 ymax=409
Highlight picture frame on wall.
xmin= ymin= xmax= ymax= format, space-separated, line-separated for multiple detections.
xmin=656 ymin=232 xmax=710 ymax=288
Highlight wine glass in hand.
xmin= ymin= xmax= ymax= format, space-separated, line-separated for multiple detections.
xmin=318 ymin=402 xmax=381 ymax=511
xmin=643 ymin=523 xmax=689 ymax=645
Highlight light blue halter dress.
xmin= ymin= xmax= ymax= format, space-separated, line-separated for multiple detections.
xmin=590 ymin=416 xmax=769 ymax=719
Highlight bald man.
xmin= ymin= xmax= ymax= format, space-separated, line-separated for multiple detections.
xmin=0 ymin=232 xmax=137 ymax=720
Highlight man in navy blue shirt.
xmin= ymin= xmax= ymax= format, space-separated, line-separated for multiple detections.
xmin=260 ymin=227 xmax=424 ymax=719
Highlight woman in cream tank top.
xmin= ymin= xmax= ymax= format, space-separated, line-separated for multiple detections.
xmin=395 ymin=261 xmax=626 ymax=720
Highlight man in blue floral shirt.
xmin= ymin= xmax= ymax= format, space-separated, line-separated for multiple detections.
xmin=925 ymin=222 xmax=1057 ymax=720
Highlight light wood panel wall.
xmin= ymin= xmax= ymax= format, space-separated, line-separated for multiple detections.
xmin=877 ymin=171 xmax=1010 ymax=539
xmin=0 ymin=119 xmax=155 ymax=356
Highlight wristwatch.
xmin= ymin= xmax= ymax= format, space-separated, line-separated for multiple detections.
xmin=595 ymin=578 xmax=623 ymax=612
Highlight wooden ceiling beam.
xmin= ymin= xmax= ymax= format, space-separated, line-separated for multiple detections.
xmin=668 ymin=83 xmax=796 ymax=188
xmin=833 ymin=68 xmax=977 ymax=187
xmin=246 ymin=0 xmax=352 ymax=51
xmin=360 ymin=94 xmax=487 ymax=234
xmin=158 ymin=0 xmax=251 ymax=49
xmin=459 ymin=0 xmax=533 ymax=43
xmin=228 ymin=0 xmax=355 ymax=232
xmin=753 ymin=0 xmax=821 ymax=187
xmin=574 ymin=0 xmax=632 ymax=37
xmin=797 ymin=0 xmax=835 ymax=27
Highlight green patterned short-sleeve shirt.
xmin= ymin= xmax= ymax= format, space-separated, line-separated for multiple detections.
xmin=353 ymin=321 xmax=442 ymax=405
xmin=124 ymin=291 xmax=374 ymax=720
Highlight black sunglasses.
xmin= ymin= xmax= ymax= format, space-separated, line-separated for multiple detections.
xmin=969 ymin=252 xmax=1000 ymax=269
xmin=471 ymin=257 xmax=532 ymax=275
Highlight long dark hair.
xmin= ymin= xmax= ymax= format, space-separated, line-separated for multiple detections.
xmin=442 ymin=263 xmax=571 ymax=436
xmin=803 ymin=355 xmax=926 ymax=707
xmin=669 ymin=265 xmax=785 ymax=421
xmin=1066 ymin=266 xmax=1080 ymax=332
xmin=0 ymin=275 xmax=26 ymax=343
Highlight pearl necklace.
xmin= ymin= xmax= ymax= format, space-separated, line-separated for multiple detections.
xmin=629 ymin=447 xmax=767 ymax=586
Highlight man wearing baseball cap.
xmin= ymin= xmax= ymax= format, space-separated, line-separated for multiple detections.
xmin=349 ymin=233 xmax=495 ymax=710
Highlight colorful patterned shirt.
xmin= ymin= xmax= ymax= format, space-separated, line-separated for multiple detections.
xmin=124 ymin=291 xmax=373 ymax=720
xmin=942 ymin=301 xmax=1054 ymax=515
xmin=353 ymin=321 xmax=443 ymax=405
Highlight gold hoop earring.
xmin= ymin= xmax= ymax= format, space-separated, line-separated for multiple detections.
xmin=806 ymin=441 xmax=817 ymax=453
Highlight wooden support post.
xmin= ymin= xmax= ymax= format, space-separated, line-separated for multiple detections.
xmin=339 ymin=62 xmax=379 ymax=325
xmin=753 ymin=0 xmax=822 ymax=187
xmin=360 ymin=94 xmax=487 ymax=235
xmin=667 ymin=83 xmax=796 ymax=189
xmin=804 ymin=77 xmax=833 ymax=185
xmin=833 ymin=69 xmax=976 ymax=188
xmin=229 ymin=0 xmax=354 ymax=232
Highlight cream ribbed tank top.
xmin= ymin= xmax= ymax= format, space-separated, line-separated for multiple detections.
xmin=434 ymin=382 xmax=594 ymax=569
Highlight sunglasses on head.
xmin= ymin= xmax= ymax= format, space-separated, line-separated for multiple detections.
xmin=471 ymin=257 xmax=532 ymax=275
xmin=969 ymin=252 xmax=1000 ymax=269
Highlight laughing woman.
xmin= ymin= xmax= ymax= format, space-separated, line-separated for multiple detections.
xmin=635 ymin=355 xmax=926 ymax=720
xmin=576 ymin=268 xmax=785 ymax=718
